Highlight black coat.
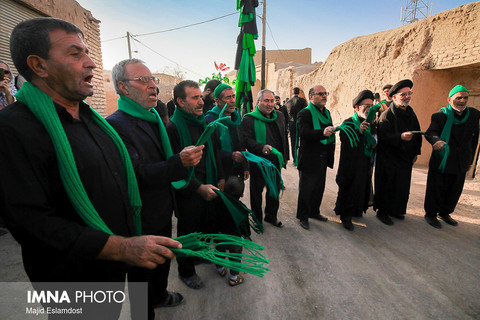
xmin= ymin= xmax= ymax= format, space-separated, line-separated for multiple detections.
xmin=426 ymin=107 xmax=480 ymax=174
xmin=296 ymin=107 xmax=335 ymax=172
xmin=107 ymin=110 xmax=187 ymax=234
xmin=240 ymin=110 xmax=289 ymax=169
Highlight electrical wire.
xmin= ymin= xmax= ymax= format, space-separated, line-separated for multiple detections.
xmin=133 ymin=12 xmax=238 ymax=37
xmin=130 ymin=37 xmax=204 ymax=77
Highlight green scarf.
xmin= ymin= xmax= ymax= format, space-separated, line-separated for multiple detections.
xmin=351 ymin=112 xmax=377 ymax=158
xmin=436 ymin=104 xmax=470 ymax=173
xmin=246 ymin=106 xmax=285 ymax=168
xmin=117 ymin=96 xmax=173 ymax=159
xmin=170 ymin=106 xmax=218 ymax=189
xmin=294 ymin=102 xmax=334 ymax=166
xmin=213 ymin=189 xmax=263 ymax=238
xmin=15 ymin=82 xmax=142 ymax=235
xmin=206 ymin=104 xmax=241 ymax=151
xmin=242 ymin=151 xmax=284 ymax=199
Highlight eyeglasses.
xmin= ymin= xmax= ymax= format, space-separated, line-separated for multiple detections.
xmin=312 ymin=92 xmax=329 ymax=97
xmin=2 ymin=70 xmax=10 ymax=74
xmin=397 ymin=91 xmax=413 ymax=98
xmin=124 ymin=76 xmax=159 ymax=84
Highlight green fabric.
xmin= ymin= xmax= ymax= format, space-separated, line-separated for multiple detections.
xmin=170 ymin=106 xmax=220 ymax=189
xmin=214 ymin=83 xmax=232 ymax=99
xmin=435 ymin=104 xmax=470 ymax=173
xmin=206 ymin=103 xmax=241 ymax=151
xmin=365 ymin=102 xmax=382 ymax=123
xmin=449 ymin=85 xmax=469 ymax=98
xmin=172 ymin=232 xmax=269 ymax=277
xmin=117 ymin=95 xmax=173 ymax=160
xmin=351 ymin=112 xmax=376 ymax=157
xmin=242 ymin=151 xmax=284 ymax=199
xmin=305 ymin=102 xmax=335 ymax=144
xmin=246 ymin=106 xmax=285 ymax=168
xmin=293 ymin=102 xmax=334 ymax=166
xmin=213 ymin=189 xmax=263 ymax=237
xmin=15 ymin=82 xmax=142 ymax=235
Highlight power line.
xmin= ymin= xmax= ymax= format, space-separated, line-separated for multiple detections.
xmin=130 ymin=37 xmax=204 ymax=77
xmin=103 ymin=12 xmax=237 ymax=42
xmin=134 ymin=12 xmax=238 ymax=37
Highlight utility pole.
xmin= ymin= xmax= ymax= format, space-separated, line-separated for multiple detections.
xmin=127 ymin=32 xmax=132 ymax=59
xmin=261 ymin=0 xmax=266 ymax=90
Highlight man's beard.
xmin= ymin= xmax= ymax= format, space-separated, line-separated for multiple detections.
xmin=204 ymin=94 xmax=214 ymax=105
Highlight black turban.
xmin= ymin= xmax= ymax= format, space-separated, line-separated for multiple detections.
xmin=352 ymin=90 xmax=374 ymax=108
xmin=389 ymin=79 xmax=413 ymax=97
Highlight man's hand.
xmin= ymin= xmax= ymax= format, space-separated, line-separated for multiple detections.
xmin=232 ymin=151 xmax=244 ymax=163
xmin=180 ymin=145 xmax=204 ymax=167
xmin=217 ymin=179 xmax=225 ymax=192
xmin=98 ymin=235 xmax=182 ymax=270
xmin=323 ymin=126 xmax=334 ymax=137
xmin=262 ymin=144 xmax=272 ymax=155
xmin=360 ymin=121 xmax=370 ymax=132
xmin=433 ymin=140 xmax=446 ymax=151
xmin=401 ymin=131 xmax=414 ymax=141
xmin=196 ymin=184 xmax=219 ymax=200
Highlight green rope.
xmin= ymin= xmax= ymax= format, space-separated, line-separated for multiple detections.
xmin=242 ymin=151 xmax=284 ymax=199
xmin=15 ymin=82 xmax=142 ymax=235
xmin=334 ymin=121 xmax=359 ymax=148
xmin=172 ymin=232 xmax=270 ymax=277
xmin=213 ymin=189 xmax=264 ymax=237
xmin=171 ymin=116 xmax=229 ymax=190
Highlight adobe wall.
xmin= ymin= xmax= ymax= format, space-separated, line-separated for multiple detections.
xmin=280 ymin=1 xmax=480 ymax=178
xmin=18 ymin=0 xmax=107 ymax=115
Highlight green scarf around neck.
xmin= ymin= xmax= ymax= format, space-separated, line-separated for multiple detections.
xmin=246 ymin=106 xmax=285 ymax=168
xmin=293 ymin=102 xmax=334 ymax=166
xmin=15 ymin=82 xmax=142 ymax=235
xmin=118 ymin=95 xmax=173 ymax=159
xmin=351 ymin=112 xmax=376 ymax=158
xmin=170 ymin=106 xmax=217 ymax=189
xmin=436 ymin=104 xmax=470 ymax=173
xmin=206 ymin=104 xmax=241 ymax=151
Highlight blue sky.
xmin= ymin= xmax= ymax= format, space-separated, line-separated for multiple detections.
xmin=76 ymin=0 xmax=472 ymax=81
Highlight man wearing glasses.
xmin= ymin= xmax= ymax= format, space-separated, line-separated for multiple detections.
xmin=423 ymin=85 xmax=480 ymax=229
xmin=295 ymin=85 xmax=335 ymax=230
xmin=374 ymin=79 xmax=422 ymax=225
xmin=107 ymin=59 xmax=204 ymax=317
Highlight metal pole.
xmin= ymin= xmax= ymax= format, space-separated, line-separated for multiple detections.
xmin=127 ymin=32 xmax=132 ymax=59
xmin=261 ymin=0 xmax=266 ymax=90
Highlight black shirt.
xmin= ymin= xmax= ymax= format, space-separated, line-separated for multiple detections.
xmin=0 ymin=101 xmax=134 ymax=281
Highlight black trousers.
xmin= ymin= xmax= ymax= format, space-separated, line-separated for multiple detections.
xmin=424 ymin=169 xmax=466 ymax=217
xmin=288 ymin=122 xmax=297 ymax=162
xmin=129 ymin=222 xmax=172 ymax=320
xmin=249 ymin=164 xmax=280 ymax=223
xmin=374 ymin=160 xmax=413 ymax=217
xmin=296 ymin=165 xmax=327 ymax=221
xmin=176 ymin=193 xmax=209 ymax=278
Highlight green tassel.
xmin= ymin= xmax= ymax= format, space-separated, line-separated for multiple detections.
xmin=172 ymin=233 xmax=270 ymax=277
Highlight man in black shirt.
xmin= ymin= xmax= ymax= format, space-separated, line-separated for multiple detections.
xmin=202 ymin=79 xmax=221 ymax=113
xmin=0 ymin=18 xmax=180 ymax=317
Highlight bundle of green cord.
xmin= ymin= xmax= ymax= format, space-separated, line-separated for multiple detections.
xmin=241 ymin=151 xmax=285 ymax=199
xmin=172 ymin=233 xmax=270 ymax=277
xmin=171 ymin=116 xmax=230 ymax=190
xmin=213 ymin=189 xmax=264 ymax=238
xmin=334 ymin=122 xmax=359 ymax=148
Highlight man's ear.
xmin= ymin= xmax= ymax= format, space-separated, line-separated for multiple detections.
xmin=118 ymin=81 xmax=129 ymax=95
xmin=176 ymin=97 xmax=184 ymax=108
xmin=26 ymin=55 xmax=48 ymax=78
